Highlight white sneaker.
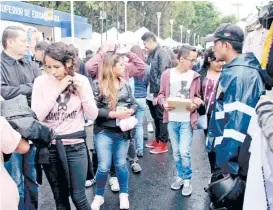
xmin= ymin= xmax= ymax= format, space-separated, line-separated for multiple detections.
xmin=171 ymin=177 xmax=184 ymax=190
xmin=147 ymin=122 xmax=154 ymax=133
xmin=85 ymin=120 xmax=94 ymax=127
xmin=119 ymin=193 xmax=130 ymax=210
xmin=109 ymin=177 xmax=120 ymax=192
xmin=85 ymin=179 xmax=96 ymax=188
xmin=91 ymin=195 xmax=104 ymax=210
xmin=182 ymin=179 xmax=192 ymax=196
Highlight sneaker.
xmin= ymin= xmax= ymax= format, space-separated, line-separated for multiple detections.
xmin=145 ymin=139 xmax=159 ymax=148
xmin=171 ymin=177 xmax=184 ymax=190
xmin=91 ymin=195 xmax=104 ymax=210
xmin=109 ymin=177 xmax=120 ymax=192
xmin=131 ymin=161 xmax=142 ymax=173
xmin=150 ymin=142 xmax=168 ymax=154
xmin=85 ymin=120 xmax=94 ymax=127
xmin=119 ymin=193 xmax=130 ymax=210
xmin=85 ymin=179 xmax=96 ymax=188
xmin=137 ymin=151 xmax=143 ymax=157
xmin=147 ymin=122 xmax=154 ymax=133
xmin=182 ymin=179 xmax=192 ymax=196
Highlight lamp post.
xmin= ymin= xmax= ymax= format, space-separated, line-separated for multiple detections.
xmin=198 ymin=35 xmax=200 ymax=45
xmin=179 ymin=25 xmax=183 ymax=43
xmin=187 ymin=29 xmax=190 ymax=44
xmin=157 ymin=12 xmax=161 ymax=38
xmin=170 ymin=19 xmax=174 ymax=39
xmin=124 ymin=0 xmax=128 ymax=32
xmin=193 ymin=33 xmax=196 ymax=46
xmin=70 ymin=0 xmax=74 ymax=44
xmin=100 ymin=11 xmax=106 ymax=46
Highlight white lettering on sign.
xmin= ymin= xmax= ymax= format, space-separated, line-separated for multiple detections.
xmin=1 ymin=4 xmax=24 ymax=16
xmin=1 ymin=4 xmax=60 ymax=22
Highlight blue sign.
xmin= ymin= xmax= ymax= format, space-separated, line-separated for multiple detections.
xmin=0 ymin=1 xmax=92 ymax=39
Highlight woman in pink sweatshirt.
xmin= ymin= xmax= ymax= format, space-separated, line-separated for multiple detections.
xmin=31 ymin=42 xmax=98 ymax=210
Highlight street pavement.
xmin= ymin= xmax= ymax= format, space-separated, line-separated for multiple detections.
xmin=39 ymin=125 xmax=211 ymax=210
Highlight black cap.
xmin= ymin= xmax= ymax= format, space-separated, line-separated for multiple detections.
xmin=213 ymin=23 xmax=244 ymax=42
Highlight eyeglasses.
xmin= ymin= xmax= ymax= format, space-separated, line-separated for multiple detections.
xmin=184 ymin=58 xmax=197 ymax=63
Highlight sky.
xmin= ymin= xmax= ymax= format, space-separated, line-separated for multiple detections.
xmin=211 ymin=0 xmax=270 ymax=19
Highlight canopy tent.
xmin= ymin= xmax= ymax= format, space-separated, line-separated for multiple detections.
xmin=118 ymin=31 xmax=139 ymax=45
xmin=163 ymin=37 xmax=182 ymax=48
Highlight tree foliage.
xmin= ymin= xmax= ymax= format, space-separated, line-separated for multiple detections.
xmin=25 ymin=1 xmax=239 ymax=44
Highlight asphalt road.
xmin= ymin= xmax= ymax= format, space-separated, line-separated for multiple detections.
xmin=39 ymin=125 xmax=211 ymax=210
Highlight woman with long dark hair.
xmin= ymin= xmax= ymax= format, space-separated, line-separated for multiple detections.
xmin=91 ymin=54 xmax=138 ymax=210
xmin=198 ymin=47 xmax=223 ymax=173
xmin=31 ymin=42 xmax=98 ymax=210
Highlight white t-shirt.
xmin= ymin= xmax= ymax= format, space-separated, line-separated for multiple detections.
xmin=169 ymin=69 xmax=195 ymax=122
xmin=0 ymin=116 xmax=21 ymax=210
xmin=243 ymin=28 xmax=269 ymax=62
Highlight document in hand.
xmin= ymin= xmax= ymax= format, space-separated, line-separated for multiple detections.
xmin=167 ymin=97 xmax=192 ymax=113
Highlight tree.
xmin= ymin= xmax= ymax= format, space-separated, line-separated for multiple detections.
xmin=25 ymin=1 xmax=234 ymax=42
xmin=220 ymin=15 xmax=239 ymax=24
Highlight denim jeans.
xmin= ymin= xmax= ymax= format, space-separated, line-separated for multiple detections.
xmin=135 ymin=98 xmax=146 ymax=153
xmin=168 ymin=122 xmax=193 ymax=180
xmin=43 ymin=143 xmax=90 ymax=210
xmin=5 ymin=145 xmax=38 ymax=210
xmin=94 ymin=130 xmax=130 ymax=196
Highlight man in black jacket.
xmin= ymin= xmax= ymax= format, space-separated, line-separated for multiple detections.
xmin=1 ymin=26 xmax=41 ymax=210
xmin=141 ymin=32 xmax=172 ymax=154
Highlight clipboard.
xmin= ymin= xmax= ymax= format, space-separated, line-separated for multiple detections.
xmin=167 ymin=97 xmax=192 ymax=113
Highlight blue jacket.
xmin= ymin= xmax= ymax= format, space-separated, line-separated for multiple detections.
xmin=206 ymin=52 xmax=268 ymax=177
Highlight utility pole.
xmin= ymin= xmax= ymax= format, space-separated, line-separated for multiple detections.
xmin=231 ymin=0 xmax=242 ymax=19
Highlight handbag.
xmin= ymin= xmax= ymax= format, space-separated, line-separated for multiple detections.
xmin=198 ymin=79 xmax=217 ymax=130
xmin=119 ymin=116 xmax=138 ymax=132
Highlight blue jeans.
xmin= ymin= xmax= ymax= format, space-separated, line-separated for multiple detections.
xmin=168 ymin=122 xmax=193 ymax=180
xmin=43 ymin=143 xmax=90 ymax=210
xmin=5 ymin=145 xmax=38 ymax=210
xmin=135 ymin=98 xmax=146 ymax=153
xmin=94 ymin=130 xmax=130 ymax=196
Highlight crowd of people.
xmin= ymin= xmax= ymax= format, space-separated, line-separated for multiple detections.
xmin=1 ymin=22 xmax=273 ymax=210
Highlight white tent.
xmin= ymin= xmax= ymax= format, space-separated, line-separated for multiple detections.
xmin=119 ymin=31 xmax=139 ymax=45
xmin=163 ymin=37 xmax=182 ymax=48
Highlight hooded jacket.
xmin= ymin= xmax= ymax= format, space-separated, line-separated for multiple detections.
xmin=206 ymin=52 xmax=268 ymax=177
xmin=157 ymin=69 xmax=201 ymax=129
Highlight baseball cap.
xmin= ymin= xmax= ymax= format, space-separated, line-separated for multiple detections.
xmin=213 ymin=23 xmax=244 ymax=42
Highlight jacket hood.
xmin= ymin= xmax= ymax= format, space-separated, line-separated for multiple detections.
xmin=226 ymin=52 xmax=273 ymax=90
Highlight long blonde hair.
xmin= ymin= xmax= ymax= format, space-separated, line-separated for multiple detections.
xmin=99 ymin=54 xmax=121 ymax=111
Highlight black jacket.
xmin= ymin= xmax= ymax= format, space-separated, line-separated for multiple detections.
xmin=92 ymin=79 xmax=138 ymax=138
xmin=1 ymin=95 xmax=55 ymax=161
xmin=147 ymin=45 xmax=172 ymax=95
xmin=1 ymin=52 xmax=41 ymax=106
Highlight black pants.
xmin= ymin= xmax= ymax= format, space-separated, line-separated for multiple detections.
xmin=146 ymin=100 xmax=168 ymax=143
xmin=204 ymin=114 xmax=217 ymax=173
xmin=43 ymin=143 xmax=91 ymax=210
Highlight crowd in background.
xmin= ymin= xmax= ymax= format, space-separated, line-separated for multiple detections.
xmin=1 ymin=22 xmax=273 ymax=210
